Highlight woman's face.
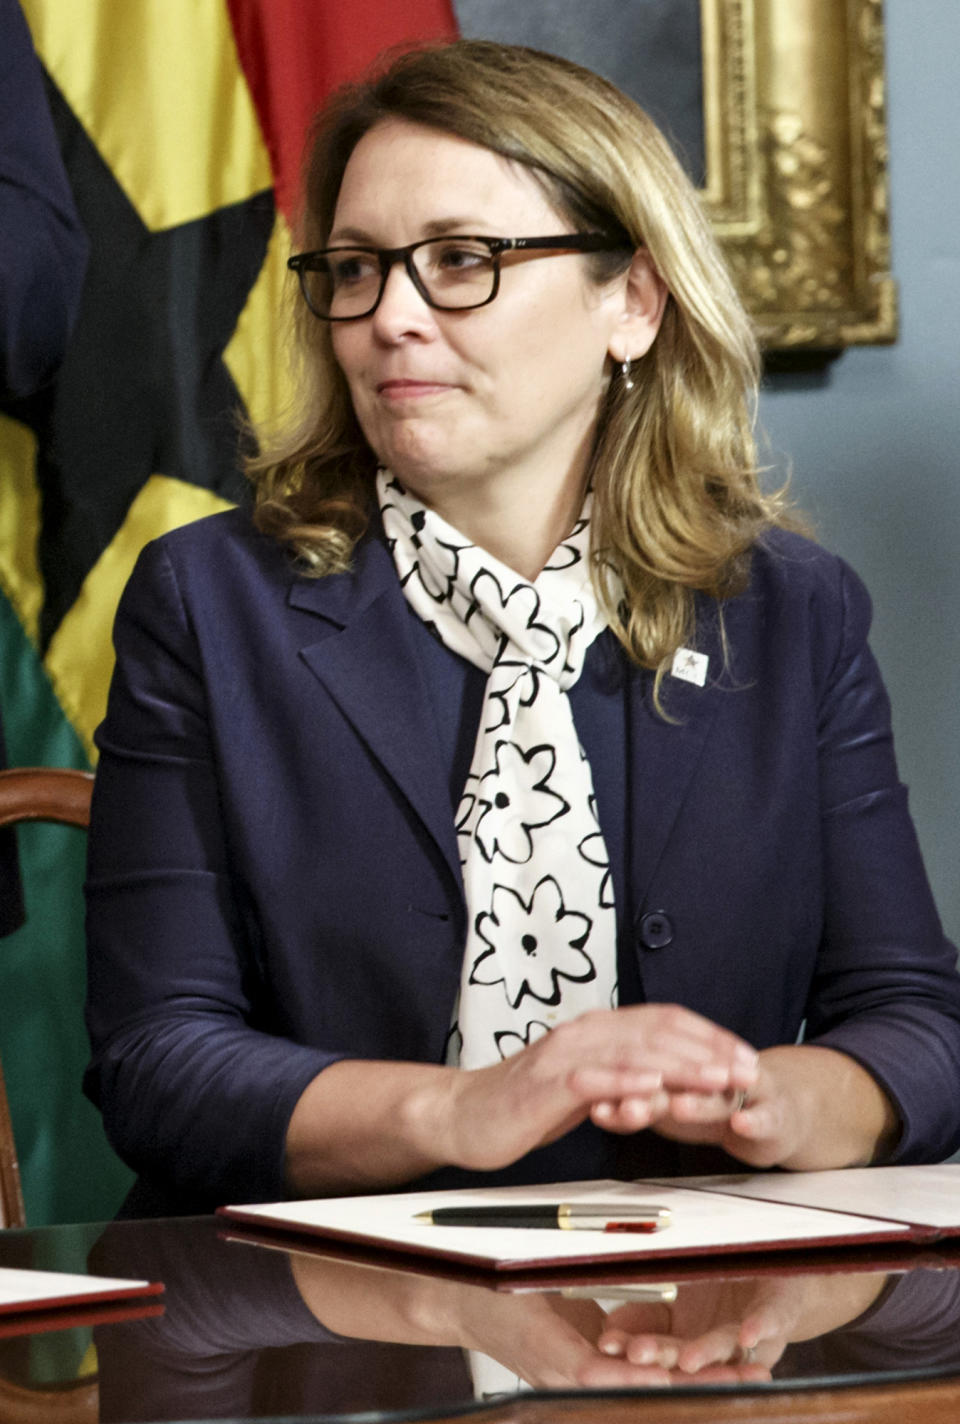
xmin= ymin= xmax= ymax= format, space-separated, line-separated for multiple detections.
xmin=327 ymin=119 xmax=634 ymax=511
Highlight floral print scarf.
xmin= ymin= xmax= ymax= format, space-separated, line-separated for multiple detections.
xmin=378 ymin=470 xmax=617 ymax=1069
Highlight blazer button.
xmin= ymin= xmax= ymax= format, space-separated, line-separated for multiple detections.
xmin=638 ymin=912 xmax=674 ymax=949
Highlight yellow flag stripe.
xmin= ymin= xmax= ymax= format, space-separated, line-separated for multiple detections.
xmin=225 ymin=212 xmax=297 ymax=435
xmin=44 ymin=476 xmax=234 ymax=759
xmin=21 ymin=0 xmax=273 ymax=232
xmin=0 ymin=415 xmax=42 ymax=645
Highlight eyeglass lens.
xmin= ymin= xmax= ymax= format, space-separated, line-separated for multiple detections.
xmin=302 ymin=238 xmax=498 ymax=318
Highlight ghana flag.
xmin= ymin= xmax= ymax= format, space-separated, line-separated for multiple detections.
xmin=0 ymin=0 xmax=457 ymax=1225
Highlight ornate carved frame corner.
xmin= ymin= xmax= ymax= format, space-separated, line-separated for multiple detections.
xmin=701 ymin=0 xmax=896 ymax=349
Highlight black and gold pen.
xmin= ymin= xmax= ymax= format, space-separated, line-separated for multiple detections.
xmin=413 ymin=1203 xmax=671 ymax=1232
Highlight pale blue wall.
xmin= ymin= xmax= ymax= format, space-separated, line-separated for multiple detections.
xmin=758 ymin=0 xmax=960 ymax=944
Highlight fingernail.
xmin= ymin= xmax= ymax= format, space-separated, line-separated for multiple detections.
xmin=600 ymin=1338 xmax=624 ymax=1356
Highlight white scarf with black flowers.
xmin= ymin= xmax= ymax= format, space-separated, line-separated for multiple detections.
xmin=378 ymin=470 xmax=618 ymax=1070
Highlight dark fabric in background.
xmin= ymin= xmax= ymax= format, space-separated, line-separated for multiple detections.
xmin=452 ymin=0 xmax=705 ymax=181
xmin=0 ymin=0 xmax=89 ymax=935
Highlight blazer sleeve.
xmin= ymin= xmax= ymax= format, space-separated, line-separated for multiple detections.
xmin=0 ymin=0 xmax=88 ymax=397
xmin=84 ymin=536 xmax=339 ymax=1207
xmin=801 ymin=554 xmax=960 ymax=1161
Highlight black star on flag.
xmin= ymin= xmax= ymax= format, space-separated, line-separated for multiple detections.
xmin=2 ymin=77 xmax=272 ymax=649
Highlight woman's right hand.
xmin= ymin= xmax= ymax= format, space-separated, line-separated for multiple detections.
xmin=433 ymin=1004 xmax=759 ymax=1173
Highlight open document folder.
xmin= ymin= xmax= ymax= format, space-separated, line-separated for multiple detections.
xmin=0 ymin=1265 xmax=163 ymax=1315
xmin=219 ymin=1164 xmax=960 ymax=1273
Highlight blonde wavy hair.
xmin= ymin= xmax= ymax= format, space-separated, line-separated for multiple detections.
xmin=250 ymin=39 xmax=794 ymax=678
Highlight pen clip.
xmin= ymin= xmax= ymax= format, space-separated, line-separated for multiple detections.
xmin=561 ymin=1283 xmax=679 ymax=1302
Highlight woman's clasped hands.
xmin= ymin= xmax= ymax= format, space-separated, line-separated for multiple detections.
xmin=289 ymin=999 xmax=894 ymax=1195
xmin=440 ymin=1003 xmax=765 ymax=1172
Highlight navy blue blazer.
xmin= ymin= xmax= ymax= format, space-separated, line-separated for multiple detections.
xmin=84 ymin=509 xmax=960 ymax=1211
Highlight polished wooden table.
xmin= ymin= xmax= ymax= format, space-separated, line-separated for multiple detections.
xmin=2 ymin=1214 xmax=960 ymax=1422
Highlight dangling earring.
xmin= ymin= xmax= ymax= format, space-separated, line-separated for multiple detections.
xmin=621 ymin=358 xmax=634 ymax=391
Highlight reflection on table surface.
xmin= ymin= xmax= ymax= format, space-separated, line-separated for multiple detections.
xmin=2 ymin=1215 xmax=960 ymax=1422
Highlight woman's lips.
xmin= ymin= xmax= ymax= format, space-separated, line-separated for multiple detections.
xmin=376 ymin=379 xmax=454 ymax=399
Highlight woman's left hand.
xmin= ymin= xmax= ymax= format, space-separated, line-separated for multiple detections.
xmin=593 ymin=1043 xmax=899 ymax=1170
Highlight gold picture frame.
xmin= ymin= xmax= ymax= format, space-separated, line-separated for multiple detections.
xmin=700 ymin=0 xmax=896 ymax=348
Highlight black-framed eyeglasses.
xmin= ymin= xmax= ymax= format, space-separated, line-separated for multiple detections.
xmin=287 ymin=233 xmax=629 ymax=321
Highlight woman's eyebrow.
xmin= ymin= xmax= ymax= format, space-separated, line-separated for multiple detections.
xmin=422 ymin=217 xmax=491 ymax=236
xmin=326 ymin=225 xmax=375 ymax=245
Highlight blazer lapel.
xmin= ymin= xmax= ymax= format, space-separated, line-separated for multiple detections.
xmin=626 ymin=610 xmax=724 ymax=917
xmin=290 ymin=537 xmax=464 ymax=895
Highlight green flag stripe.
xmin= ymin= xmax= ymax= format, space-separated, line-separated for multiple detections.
xmin=0 ymin=590 xmax=133 ymax=1225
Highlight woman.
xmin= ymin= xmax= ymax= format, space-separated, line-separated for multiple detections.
xmin=84 ymin=40 xmax=960 ymax=1216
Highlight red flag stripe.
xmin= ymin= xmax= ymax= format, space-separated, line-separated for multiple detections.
xmin=226 ymin=0 xmax=459 ymax=222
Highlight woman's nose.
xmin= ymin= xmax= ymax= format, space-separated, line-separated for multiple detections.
xmin=370 ymin=260 xmax=436 ymax=339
